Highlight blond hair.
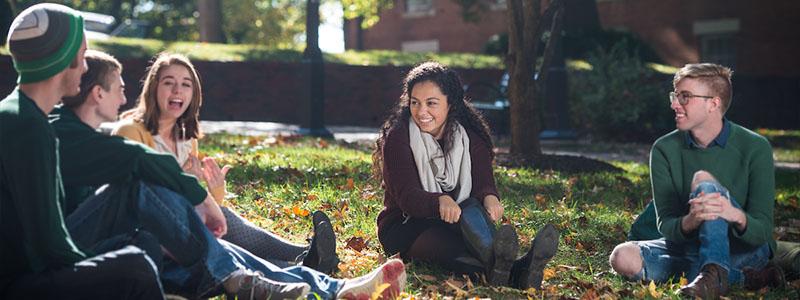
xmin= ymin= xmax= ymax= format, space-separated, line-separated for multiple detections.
xmin=673 ymin=63 xmax=733 ymax=114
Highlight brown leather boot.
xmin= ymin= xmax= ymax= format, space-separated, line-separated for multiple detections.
xmin=679 ymin=264 xmax=729 ymax=299
xmin=743 ymin=264 xmax=785 ymax=290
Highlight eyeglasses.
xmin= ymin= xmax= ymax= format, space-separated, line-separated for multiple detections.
xmin=669 ymin=91 xmax=714 ymax=105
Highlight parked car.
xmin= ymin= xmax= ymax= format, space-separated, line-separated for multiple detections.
xmin=465 ymin=72 xmax=576 ymax=139
xmin=81 ymin=11 xmax=149 ymax=40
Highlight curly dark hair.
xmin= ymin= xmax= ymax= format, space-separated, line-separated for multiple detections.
xmin=371 ymin=61 xmax=494 ymax=181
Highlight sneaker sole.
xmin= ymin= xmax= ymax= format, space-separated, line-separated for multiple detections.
xmin=489 ymin=225 xmax=519 ymax=286
xmin=520 ymin=224 xmax=559 ymax=290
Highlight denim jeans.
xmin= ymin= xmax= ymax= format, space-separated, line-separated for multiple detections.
xmin=66 ymin=181 xmax=342 ymax=299
xmin=633 ymin=181 xmax=771 ymax=284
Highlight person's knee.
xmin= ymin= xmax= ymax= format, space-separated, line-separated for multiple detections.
xmin=690 ymin=170 xmax=718 ymax=191
xmin=609 ymin=242 xmax=643 ymax=278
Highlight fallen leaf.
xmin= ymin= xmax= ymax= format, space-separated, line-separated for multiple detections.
xmin=444 ymin=279 xmax=467 ymax=297
xmin=579 ymin=288 xmax=598 ymax=300
xmin=341 ymin=178 xmax=355 ymax=190
xmin=534 ymin=194 xmax=546 ymax=207
xmin=678 ymin=274 xmax=688 ymax=286
xmin=576 ymin=242 xmax=585 ymax=251
xmin=345 ymin=236 xmax=368 ymax=252
xmin=543 ymin=268 xmax=556 ymax=280
xmin=292 ymin=205 xmax=310 ymax=217
xmin=415 ymin=274 xmax=437 ymax=282
xmin=370 ymin=283 xmax=390 ymax=300
xmin=647 ymin=280 xmax=662 ymax=298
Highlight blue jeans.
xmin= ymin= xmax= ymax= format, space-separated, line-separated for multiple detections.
xmin=633 ymin=181 xmax=771 ymax=284
xmin=66 ymin=181 xmax=342 ymax=299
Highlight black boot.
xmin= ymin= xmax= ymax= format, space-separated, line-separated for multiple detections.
xmin=458 ymin=198 xmax=518 ymax=286
xmin=302 ymin=211 xmax=340 ymax=274
xmin=510 ymin=224 xmax=559 ymax=290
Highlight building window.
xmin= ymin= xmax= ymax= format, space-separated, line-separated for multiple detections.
xmin=401 ymin=40 xmax=439 ymax=53
xmin=490 ymin=0 xmax=507 ymax=10
xmin=700 ymin=34 xmax=736 ymax=68
xmin=404 ymin=0 xmax=434 ymax=17
xmin=693 ymin=19 xmax=739 ymax=68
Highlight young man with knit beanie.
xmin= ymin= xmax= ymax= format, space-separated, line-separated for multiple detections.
xmin=0 ymin=3 xmax=165 ymax=299
xmin=50 ymin=49 xmax=408 ymax=300
xmin=608 ymin=63 xmax=785 ymax=298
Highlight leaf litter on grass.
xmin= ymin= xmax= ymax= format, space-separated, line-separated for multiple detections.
xmin=202 ymin=133 xmax=800 ymax=299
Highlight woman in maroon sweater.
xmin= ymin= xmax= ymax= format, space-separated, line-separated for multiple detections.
xmin=372 ymin=62 xmax=559 ymax=289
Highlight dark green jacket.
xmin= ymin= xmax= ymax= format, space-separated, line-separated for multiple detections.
xmin=49 ymin=107 xmax=207 ymax=215
xmin=650 ymin=121 xmax=776 ymax=254
xmin=0 ymin=89 xmax=85 ymax=280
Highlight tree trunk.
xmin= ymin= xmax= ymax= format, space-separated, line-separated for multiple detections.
xmin=110 ymin=0 xmax=124 ymax=24
xmin=505 ymin=0 xmax=564 ymax=159
xmin=198 ymin=0 xmax=225 ymax=43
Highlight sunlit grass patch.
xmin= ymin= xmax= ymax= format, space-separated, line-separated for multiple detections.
xmin=201 ymin=133 xmax=799 ymax=299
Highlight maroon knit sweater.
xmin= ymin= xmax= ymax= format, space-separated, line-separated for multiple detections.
xmin=376 ymin=122 xmax=500 ymax=233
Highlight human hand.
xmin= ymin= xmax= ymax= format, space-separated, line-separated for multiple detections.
xmin=483 ymin=195 xmax=504 ymax=222
xmin=195 ymin=196 xmax=227 ymax=238
xmin=202 ymin=157 xmax=231 ymax=200
xmin=689 ymin=192 xmax=746 ymax=230
xmin=182 ymin=155 xmax=205 ymax=180
xmin=438 ymin=195 xmax=461 ymax=223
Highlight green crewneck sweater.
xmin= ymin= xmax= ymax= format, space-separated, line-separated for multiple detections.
xmin=0 ymin=89 xmax=85 ymax=280
xmin=49 ymin=107 xmax=207 ymax=215
xmin=651 ymin=121 xmax=776 ymax=255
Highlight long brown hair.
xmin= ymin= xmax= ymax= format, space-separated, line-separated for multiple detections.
xmin=121 ymin=52 xmax=203 ymax=140
xmin=371 ymin=61 xmax=494 ymax=181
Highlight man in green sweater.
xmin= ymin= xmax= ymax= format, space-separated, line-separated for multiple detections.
xmin=0 ymin=3 xmax=164 ymax=299
xmin=608 ymin=63 xmax=784 ymax=298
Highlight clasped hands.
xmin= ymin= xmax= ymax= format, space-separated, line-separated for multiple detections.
xmin=438 ymin=194 xmax=504 ymax=224
xmin=684 ymin=191 xmax=747 ymax=232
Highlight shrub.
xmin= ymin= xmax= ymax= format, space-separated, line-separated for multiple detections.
xmin=568 ymin=40 xmax=674 ymax=142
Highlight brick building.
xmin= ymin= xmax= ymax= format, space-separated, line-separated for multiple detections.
xmin=344 ymin=0 xmax=800 ymax=76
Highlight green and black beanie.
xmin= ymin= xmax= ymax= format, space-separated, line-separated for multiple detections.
xmin=6 ymin=3 xmax=84 ymax=84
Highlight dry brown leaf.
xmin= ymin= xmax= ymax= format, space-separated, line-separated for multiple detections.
xmin=341 ymin=178 xmax=355 ymax=190
xmin=534 ymin=194 xmax=546 ymax=207
xmin=543 ymin=268 xmax=556 ymax=281
xmin=579 ymin=288 xmax=598 ymax=300
xmin=345 ymin=236 xmax=368 ymax=252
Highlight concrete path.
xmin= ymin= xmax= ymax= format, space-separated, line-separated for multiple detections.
xmin=197 ymin=120 xmax=799 ymax=169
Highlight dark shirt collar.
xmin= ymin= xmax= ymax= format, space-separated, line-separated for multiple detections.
xmin=685 ymin=118 xmax=731 ymax=149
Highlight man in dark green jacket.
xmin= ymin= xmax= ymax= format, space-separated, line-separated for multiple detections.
xmin=0 ymin=4 xmax=163 ymax=299
xmin=608 ymin=63 xmax=785 ymax=298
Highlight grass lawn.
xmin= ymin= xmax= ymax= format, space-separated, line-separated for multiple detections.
xmin=202 ymin=134 xmax=799 ymax=299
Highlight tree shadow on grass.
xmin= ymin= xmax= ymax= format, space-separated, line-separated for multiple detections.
xmin=497 ymin=153 xmax=623 ymax=174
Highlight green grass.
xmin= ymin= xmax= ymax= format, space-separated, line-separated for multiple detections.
xmin=2 ymin=37 xmax=679 ymax=72
xmin=1 ymin=37 xmax=505 ymax=69
xmin=758 ymin=129 xmax=800 ymax=163
xmin=201 ymin=134 xmax=799 ymax=299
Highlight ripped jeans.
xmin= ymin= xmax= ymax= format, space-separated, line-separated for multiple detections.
xmin=631 ymin=181 xmax=771 ymax=284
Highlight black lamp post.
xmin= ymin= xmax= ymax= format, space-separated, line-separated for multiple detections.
xmin=300 ymin=0 xmax=333 ymax=137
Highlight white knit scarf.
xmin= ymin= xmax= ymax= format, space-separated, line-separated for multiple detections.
xmin=408 ymin=119 xmax=472 ymax=203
